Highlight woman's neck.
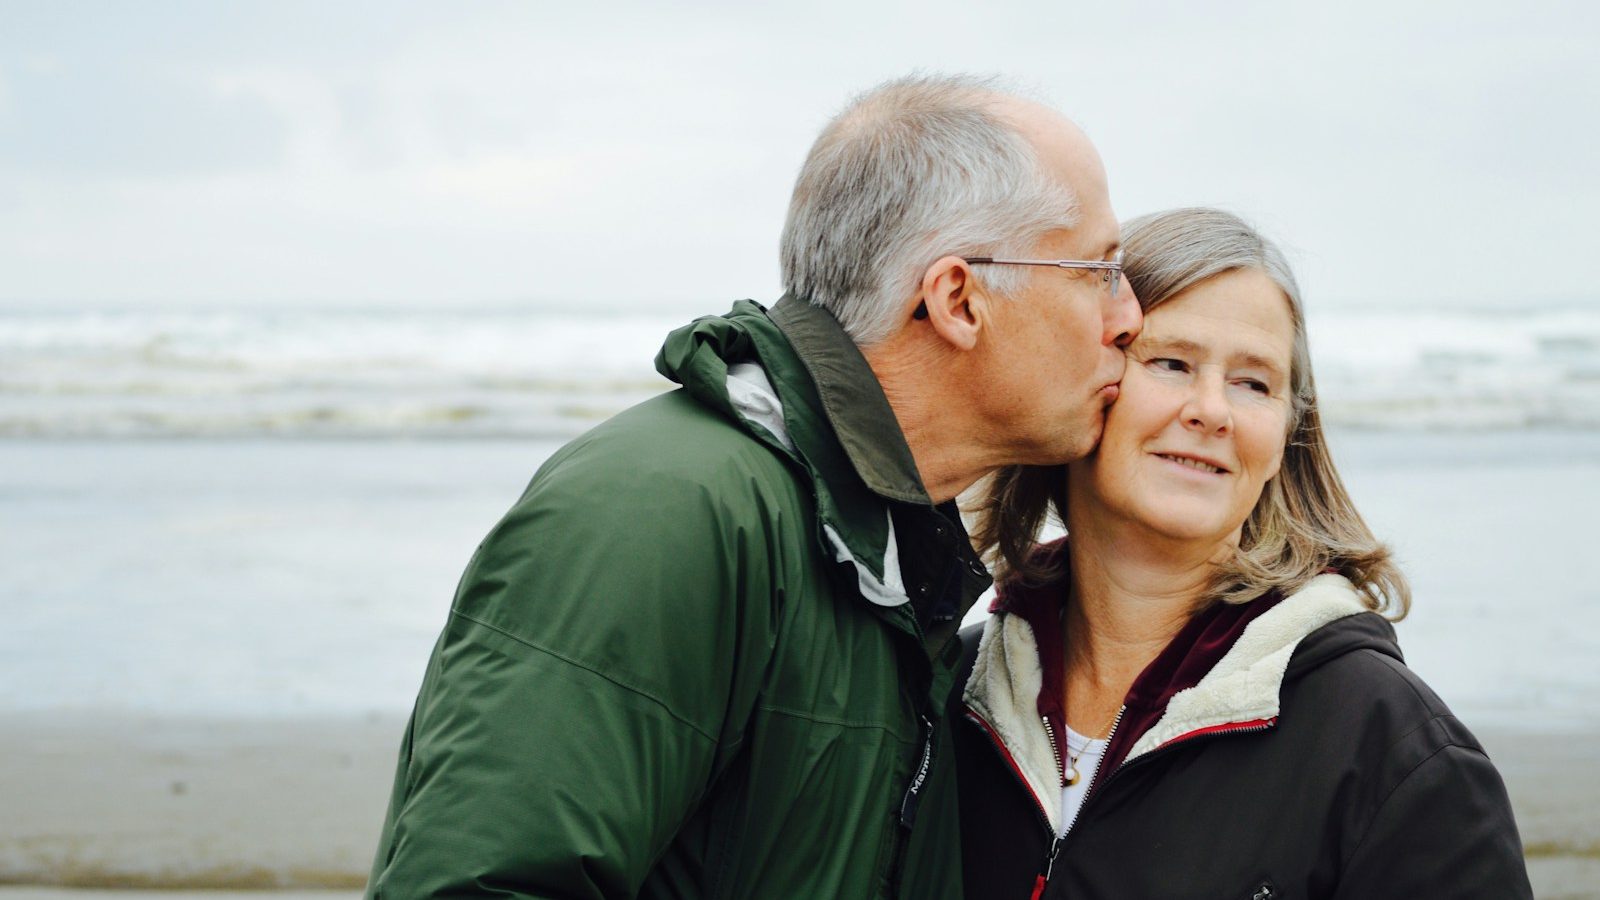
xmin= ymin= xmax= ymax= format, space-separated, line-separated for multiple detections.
xmin=1060 ymin=516 xmax=1224 ymax=730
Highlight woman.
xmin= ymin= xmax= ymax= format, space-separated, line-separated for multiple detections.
xmin=952 ymin=208 xmax=1531 ymax=899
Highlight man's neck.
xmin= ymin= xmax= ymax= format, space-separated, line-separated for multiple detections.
xmin=864 ymin=342 xmax=994 ymax=504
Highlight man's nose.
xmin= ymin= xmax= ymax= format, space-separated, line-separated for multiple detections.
xmin=1106 ymin=275 xmax=1142 ymax=348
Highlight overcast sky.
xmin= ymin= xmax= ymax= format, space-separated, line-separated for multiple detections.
xmin=1 ymin=0 xmax=1595 ymax=311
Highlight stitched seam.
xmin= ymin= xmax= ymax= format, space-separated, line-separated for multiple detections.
xmin=450 ymin=609 xmax=717 ymax=744
xmin=1337 ymin=738 xmax=1488 ymax=881
xmin=758 ymin=704 xmax=904 ymax=732
xmin=1369 ymin=651 xmax=1465 ymax=757
xmin=1374 ymin=651 xmax=1441 ymax=709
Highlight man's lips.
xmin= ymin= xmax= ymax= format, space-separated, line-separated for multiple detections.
xmin=1097 ymin=383 xmax=1120 ymax=404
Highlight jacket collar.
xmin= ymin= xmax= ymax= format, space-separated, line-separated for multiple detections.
xmin=769 ymin=293 xmax=930 ymax=506
xmin=653 ymin=298 xmax=926 ymax=608
xmin=963 ymin=567 xmax=1371 ymax=833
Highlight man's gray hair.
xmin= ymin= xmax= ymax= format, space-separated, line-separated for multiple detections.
xmin=780 ymin=75 xmax=1082 ymax=345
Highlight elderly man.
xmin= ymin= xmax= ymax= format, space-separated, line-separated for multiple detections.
xmin=365 ymin=75 xmax=1140 ymax=899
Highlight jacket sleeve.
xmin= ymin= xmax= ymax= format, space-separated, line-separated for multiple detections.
xmin=366 ymin=453 xmax=785 ymax=899
xmin=1332 ymin=740 xmax=1533 ymax=899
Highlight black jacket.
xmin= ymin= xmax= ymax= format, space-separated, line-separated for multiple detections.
xmin=952 ymin=572 xmax=1532 ymax=900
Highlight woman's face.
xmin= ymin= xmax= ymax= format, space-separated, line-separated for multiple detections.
xmin=1071 ymin=267 xmax=1296 ymax=549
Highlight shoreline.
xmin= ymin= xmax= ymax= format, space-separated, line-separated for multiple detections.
xmin=0 ymin=713 xmax=400 ymax=890
xmin=2 ymin=712 xmax=1598 ymax=897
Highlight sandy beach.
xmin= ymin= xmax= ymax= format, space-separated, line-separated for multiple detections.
xmin=0 ymin=712 xmax=1596 ymax=898
xmin=0 ymin=713 xmax=395 ymax=890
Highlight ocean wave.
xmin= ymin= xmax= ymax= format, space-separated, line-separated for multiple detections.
xmin=3 ymin=306 xmax=1598 ymax=436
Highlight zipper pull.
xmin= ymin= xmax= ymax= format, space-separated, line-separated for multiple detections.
xmin=897 ymin=715 xmax=936 ymax=830
xmin=1029 ymin=835 xmax=1063 ymax=900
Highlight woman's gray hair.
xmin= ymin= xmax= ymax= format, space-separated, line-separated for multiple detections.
xmin=780 ymin=75 xmax=1080 ymax=345
xmin=971 ymin=207 xmax=1411 ymax=619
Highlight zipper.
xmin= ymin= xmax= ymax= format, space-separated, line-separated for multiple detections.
xmin=896 ymin=715 xmax=936 ymax=829
xmin=1150 ymin=717 xmax=1276 ymax=749
xmin=972 ymin=703 xmax=1273 ymax=896
xmin=1043 ymin=709 xmax=1261 ymax=897
xmin=1057 ymin=705 xmax=1126 ymax=838
xmin=1029 ymin=714 xmax=1072 ymax=900
xmin=1121 ymin=719 xmax=1277 ymax=776
xmin=1030 ymin=837 xmax=1062 ymax=900
xmin=963 ymin=708 xmax=1054 ymax=835
xmin=971 ymin=704 xmax=1132 ymax=899
xmin=887 ymin=713 xmax=938 ymax=896
xmin=1040 ymin=715 xmax=1066 ymax=786
xmin=967 ymin=707 xmax=1059 ymax=900
xmin=1068 ymin=717 xmax=1276 ymax=835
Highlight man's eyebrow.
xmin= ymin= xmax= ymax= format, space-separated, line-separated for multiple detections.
xmin=1137 ymin=337 xmax=1288 ymax=378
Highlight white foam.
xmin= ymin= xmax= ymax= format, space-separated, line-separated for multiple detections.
xmin=0 ymin=309 xmax=682 ymax=437
xmin=2 ymin=304 xmax=1598 ymax=436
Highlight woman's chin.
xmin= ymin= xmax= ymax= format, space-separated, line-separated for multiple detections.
xmin=1125 ymin=506 xmax=1239 ymax=548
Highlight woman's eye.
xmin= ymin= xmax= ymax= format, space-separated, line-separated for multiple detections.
xmin=1236 ymin=379 xmax=1270 ymax=395
xmin=1149 ymin=358 xmax=1188 ymax=373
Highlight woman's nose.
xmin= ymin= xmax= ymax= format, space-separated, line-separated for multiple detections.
xmin=1182 ymin=373 xmax=1232 ymax=434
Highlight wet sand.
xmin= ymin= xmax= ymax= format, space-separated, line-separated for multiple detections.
xmin=0 ymin=713 xmax=1596 ymax=897
xmin=0 ymin=713 xmax=396 ymax=890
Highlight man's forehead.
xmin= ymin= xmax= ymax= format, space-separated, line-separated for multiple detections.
xmin=995 ymin=98 xmax=1114 ymax=253
xmin=1036 ymin=220 xmax=1119 ymax=258
xmin=998 ymin=102 xmax=1103 ymax=184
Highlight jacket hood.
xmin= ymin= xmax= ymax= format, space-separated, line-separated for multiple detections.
xmin=654 ymin=296 xmax=936 ymax=610
xmin=1284 ymin=601 xmax=1402 ymax=677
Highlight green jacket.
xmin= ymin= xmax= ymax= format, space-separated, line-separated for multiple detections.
xmin=366 ymin=295 xmax=992 ymax=899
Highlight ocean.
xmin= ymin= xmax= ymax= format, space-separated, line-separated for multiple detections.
xmin=3 ymin=303 xmax=1599 ymax=438
xmin=2 ymin=305 xmax=1599 ymax=731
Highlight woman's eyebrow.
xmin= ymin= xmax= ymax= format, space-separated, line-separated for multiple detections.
xmin=1137 ymin=336 xmax=1287 ymax=379
xmin=1135 ymin=336 xmax=1205 ymax=357
xmin=1236 ymin=353 xmax=1288 ymax=380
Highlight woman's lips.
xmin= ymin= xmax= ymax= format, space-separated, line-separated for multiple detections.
xmin=1153 ymin=452 xmax=1228 ymax=476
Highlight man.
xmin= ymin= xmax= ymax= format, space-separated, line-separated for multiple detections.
xmin=365 ymin=74 xmax=1141 ymax=899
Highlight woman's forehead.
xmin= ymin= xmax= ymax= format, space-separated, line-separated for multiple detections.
xmin=1137 ymin=271 xmax=1295 ymax=371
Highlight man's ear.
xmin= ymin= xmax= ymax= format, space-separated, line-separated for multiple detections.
xmin=917 ymin=256 xmax=983 ymax=351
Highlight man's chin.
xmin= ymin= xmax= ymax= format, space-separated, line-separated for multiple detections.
xmin=1073 ymin=408 xmax=1109 ymax=461
xmin=1073 ymin=431 xmax=1105 ymax=463
xmin=1039 ymin=414 xmax=1105 ymax=466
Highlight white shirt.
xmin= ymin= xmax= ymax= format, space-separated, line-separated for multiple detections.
xmin=1057 ymin=725 xmax=1108 ymax=837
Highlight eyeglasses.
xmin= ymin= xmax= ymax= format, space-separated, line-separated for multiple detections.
xmin=965 ymin=249 xmax=1124 ymax=301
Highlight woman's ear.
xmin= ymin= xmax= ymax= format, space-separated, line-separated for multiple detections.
xmin=917 ymin=256 xmax=983 ymax=351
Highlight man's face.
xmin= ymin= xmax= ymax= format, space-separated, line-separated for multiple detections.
xmin=979 ymin=111 xmax=1143 ymax=465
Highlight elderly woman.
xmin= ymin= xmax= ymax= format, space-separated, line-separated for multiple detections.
xmin=952 ymin=208 xmax=1531 ymax=899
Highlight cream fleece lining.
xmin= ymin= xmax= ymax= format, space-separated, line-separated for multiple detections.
xmin=964 ymin=573 xmax=1370 ymax=831
xmin=1125 ymin=574 xmax=1367 ymax=759
xmin=964 ymin=613 xmax=1063 ymax=832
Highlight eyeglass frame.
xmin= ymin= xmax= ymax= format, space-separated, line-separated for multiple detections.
xmin=963 ymin=250 xmax=1124 ymax=300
